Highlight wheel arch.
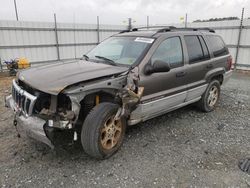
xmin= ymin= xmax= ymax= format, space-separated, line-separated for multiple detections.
xmin=205 ymin=67 xmax=225 ymax=85
xmin=76 ymin=89 xmax=122 ymax=130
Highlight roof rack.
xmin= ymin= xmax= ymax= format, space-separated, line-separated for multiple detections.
xmin=119 ymin=26 xmax=215 ymax=34
xmin=172 ymin=27 xmax=215 ymax=33
xmin=132 ymin=25 xmax=176 ymax=31
xmin=119 ymin=26 xmax=176 ymax=34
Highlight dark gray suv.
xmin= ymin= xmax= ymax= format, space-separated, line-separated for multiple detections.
xmin=5 ymin=26 xmax=233 ymax=159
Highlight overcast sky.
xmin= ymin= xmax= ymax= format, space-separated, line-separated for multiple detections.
xmin=0 ymin=0 xmax=249 ymax=25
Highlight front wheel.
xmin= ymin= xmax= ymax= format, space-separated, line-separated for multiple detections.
xmin=197 ymin=80 xmax=221 ymax=112
xmin=81 ymin=102 xmax=126 ymax=159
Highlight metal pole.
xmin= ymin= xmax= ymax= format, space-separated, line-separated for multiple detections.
xmin=147 ymin=16 xmax=149 ymax=28
xmin=54 ymin=14 xmax=60 ymax=61
xmin=97 ymin=16 xmax=100 ymax=44
xmin=14 ymin=0 xmax=19 ymax=21
xmin=0 ymin=58 xmax=2 ymax=72
xmin=128 ymin=18 xmax=132 ymax=30
xmin=235 ymin=8 xmax=244 ymax=68
xmin=185 ymin=13 xmax=187 ymax=28
xmin=73 ymin=14 xmax=77 ymax=59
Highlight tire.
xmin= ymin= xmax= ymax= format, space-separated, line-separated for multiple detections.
xmin=197 ymin=80 xmax=221 ymax=112
xmin=81 ymin=102 xmax=126 ymax=159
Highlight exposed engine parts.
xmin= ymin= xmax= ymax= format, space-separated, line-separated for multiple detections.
xmin=58 ymin=110 xmax=75 ymax=120
xmin=114 ymin=67 xmax=144 ymax=120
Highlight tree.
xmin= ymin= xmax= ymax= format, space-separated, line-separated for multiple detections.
xmin=193 ymin=17 xmax=239 ymax=22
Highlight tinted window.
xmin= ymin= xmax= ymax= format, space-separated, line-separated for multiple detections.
xmin=151 ymin=37 xmax=183 ymax=69
xmin=198 ymin=36 xmax=210 ymax=59
xmin=184 ymin=36 xmax=204 ymax=63
xmin=207 ymin=35 xmax=228 ymax=57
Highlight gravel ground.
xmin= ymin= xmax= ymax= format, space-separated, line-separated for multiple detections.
xmin=0 ymin=72 xmax=250 ymax=187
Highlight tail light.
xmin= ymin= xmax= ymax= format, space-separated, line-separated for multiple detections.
xmin=227 ymin=55 xmax=233 ymax=70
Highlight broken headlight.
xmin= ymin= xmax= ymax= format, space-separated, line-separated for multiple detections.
xmin=35 ymin=93 xmax=76 ymax=129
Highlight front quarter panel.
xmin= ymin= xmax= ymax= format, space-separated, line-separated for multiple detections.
xmin=63 ymin=75 xmax=127 ymax=102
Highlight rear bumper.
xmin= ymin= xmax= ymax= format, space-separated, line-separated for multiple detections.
xmin=5 ymin=95 xmax=54 ymax=148
xmin=223 ymin=70 xmax=233 ymax=84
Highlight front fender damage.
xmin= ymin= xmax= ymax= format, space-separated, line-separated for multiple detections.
xmin=66 ymin=67 xmax=144 ymax=124
xmin=114 ymin=67 xmax=144 ymax=120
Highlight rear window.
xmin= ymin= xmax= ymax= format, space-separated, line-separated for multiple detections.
xmin=207 ymin=35 xmax=228 ymax=57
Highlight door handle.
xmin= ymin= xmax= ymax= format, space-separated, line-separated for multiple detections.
xmin=206 ymin=64 xmax=213 ymax=69
xmin=176 ymin=71 xmax=186 ymax=77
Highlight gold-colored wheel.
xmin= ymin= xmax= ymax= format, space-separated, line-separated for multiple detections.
xmin=81 ymin=103 xmax=126 ymax=159
xmin=100 ymin=116 xmax=122 ymax=150
xmin=208 ymin=85 xmax=219 ymax=107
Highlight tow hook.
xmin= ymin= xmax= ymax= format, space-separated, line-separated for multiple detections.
xmin=13 ymin=119 xmax=17 ymax=126
xmin=13 ymin=119 xmax=20 ymax=138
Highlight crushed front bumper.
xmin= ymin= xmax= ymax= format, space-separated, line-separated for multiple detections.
xmin=5 ymin=95 xmax=54 ymax=148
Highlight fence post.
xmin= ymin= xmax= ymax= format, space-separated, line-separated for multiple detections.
xmin=0 ymin=58 xmax=2 ymax=72
xmin=185 ymin=13 xmax=188 ymax=28
xmin=54 ymin=13 xmax=60 ymax=61
xmin=147 ymin=16 xmax=149 ymax=28
xmin=235 ymin=8 xmax=244 ymax=68
xmin=73 ymin=14 xmax=77 ymax=59
xmin=128 ymin=18 xmax=132 ymax=30
xmin=14 ymin=0 xmax=19 ymax=21
xmin=97 ymin=16 xmax=100 ymax=44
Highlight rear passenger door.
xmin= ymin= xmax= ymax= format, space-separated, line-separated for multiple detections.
xmin=183 ymin=35 xmax=212 ymax=101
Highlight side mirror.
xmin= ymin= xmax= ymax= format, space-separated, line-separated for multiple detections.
xmin=144 ymin=60 xmax=170 ymax=75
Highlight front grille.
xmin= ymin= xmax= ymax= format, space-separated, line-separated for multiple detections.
xmin=12 ymin=80 xmax=37 ymax=117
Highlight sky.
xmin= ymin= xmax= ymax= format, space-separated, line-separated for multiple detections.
xmin=0 ymin=0 xmax=249 ymax=25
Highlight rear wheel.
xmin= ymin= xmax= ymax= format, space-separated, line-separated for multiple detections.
xmin=81 ymin=102 xmax=126 ymax=159
xmin=197 ymin=80 xmax=221 ymax=112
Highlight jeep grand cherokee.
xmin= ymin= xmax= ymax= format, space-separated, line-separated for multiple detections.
xmin=5 ymin=26 xmax=233 ymax=159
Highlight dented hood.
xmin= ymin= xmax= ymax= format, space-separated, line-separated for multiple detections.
xmin=18 ymin=60 xmax=128 ymax=95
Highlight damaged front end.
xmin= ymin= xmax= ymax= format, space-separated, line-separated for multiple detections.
xmin=5 ymin=68 xmax=144 ymax=148
xmin=36 ymin=93 xmax=78 ymax=146
xmin=5 ymin=79 xmax=54 ymax=148
xmin=5 ymin=79 xmax=79 ymax=148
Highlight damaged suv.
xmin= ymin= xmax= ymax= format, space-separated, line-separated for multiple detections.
xmin=5 ymin=26 xmax=232 ymax=159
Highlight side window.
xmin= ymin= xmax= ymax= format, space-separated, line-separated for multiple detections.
xmin=151 ymin=37 xmax=183 ymax=69
xmin=198 ymin=36 xmax=210 ymax=59
xmin=184 ymin=35 xmax=204 ymax=64
xmin=207 ymin=35 xmax=228 ymax=57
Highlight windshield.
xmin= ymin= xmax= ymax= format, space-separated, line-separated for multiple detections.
xmin=86 ymin=37 xmax=154 ymax=65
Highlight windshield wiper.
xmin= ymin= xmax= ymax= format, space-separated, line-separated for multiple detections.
xmin=82 ymin=54 xmax=89 ymax=61
xmin=95 ymin=56 xmax=117 ymax=66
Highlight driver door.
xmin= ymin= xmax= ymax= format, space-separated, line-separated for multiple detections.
xmin=138 ymin=36 xmax=188 ymax=119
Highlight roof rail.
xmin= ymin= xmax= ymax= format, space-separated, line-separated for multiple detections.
xmin=119 ymin=29 xmax=131 ymax=34
xmin=119 ymin=26 xmax=215 ymax=34
xmin=119 ymin=26 xmax=176 ymax=34
xmin=172 ymin=27 xmax=215 ymax=33
xmin=131 ymin=25 xmax=176 ymax=31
